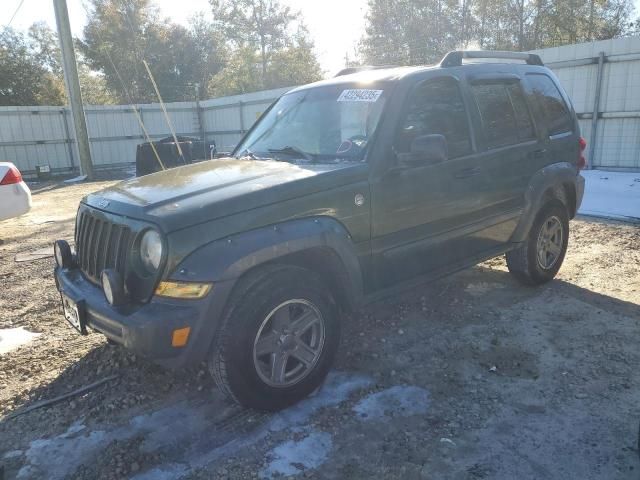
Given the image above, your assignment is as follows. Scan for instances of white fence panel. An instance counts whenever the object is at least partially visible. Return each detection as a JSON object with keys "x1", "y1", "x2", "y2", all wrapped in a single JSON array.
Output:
[
  {"x1": 533, "y1": 35, "x2": 640, "y2": 170},
  {"x1": 0, "y1": 85, "x2": 296, "y2": 177}
]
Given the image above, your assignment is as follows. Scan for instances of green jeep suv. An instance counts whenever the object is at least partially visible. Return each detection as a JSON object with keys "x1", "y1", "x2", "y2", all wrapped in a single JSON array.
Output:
[{"x1": 54, "y1": 51, "x2": 585, "y2": 410}]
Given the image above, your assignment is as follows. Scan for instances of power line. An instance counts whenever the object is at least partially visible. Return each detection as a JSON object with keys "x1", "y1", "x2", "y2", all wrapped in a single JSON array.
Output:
[{"x1": 7, "y1": 0, "x2": 26, "y2": 27}]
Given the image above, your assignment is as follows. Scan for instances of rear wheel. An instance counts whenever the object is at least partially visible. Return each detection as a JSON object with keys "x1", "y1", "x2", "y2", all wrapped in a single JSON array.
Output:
[
  {"x1": 208, "y1": 265, "x2": 340, "y2": 411},
  {"x1": 506, "y1": 200, "x2": 569, "y2": 285}
]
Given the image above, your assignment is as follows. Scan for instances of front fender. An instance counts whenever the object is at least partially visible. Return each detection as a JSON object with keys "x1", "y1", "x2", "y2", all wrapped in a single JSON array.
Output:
[
  {"x1": 167, "y1": 216, "x2": 364, "y2": 303},
  {"x1": 510, "y1": 162, "x2": 579, "y2": 243}
]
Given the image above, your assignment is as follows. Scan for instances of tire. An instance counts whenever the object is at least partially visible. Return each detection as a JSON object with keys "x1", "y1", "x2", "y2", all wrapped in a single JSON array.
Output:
[
  {"x1": 208, "y1": 264, "x2": 340, "y2": 411},
  {"x1": 506, "y1": 199, "x2": 569, "y2": 286}
]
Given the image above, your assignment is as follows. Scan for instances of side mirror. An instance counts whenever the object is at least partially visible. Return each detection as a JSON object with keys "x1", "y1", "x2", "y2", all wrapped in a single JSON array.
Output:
[{"x1": 397, "y1": 134, "x2": 448, "y2": 166}]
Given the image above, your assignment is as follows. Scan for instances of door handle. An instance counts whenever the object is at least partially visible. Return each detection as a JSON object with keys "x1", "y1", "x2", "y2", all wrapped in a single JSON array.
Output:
[{"x1": 454, "y1": 167, "x2": 481, "y2": 179}]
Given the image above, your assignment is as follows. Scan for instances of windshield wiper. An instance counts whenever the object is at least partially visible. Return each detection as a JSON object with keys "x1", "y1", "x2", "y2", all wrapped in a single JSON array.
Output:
[{"x1": 268, "y1": 146, "x2": 315, "y2": 163}]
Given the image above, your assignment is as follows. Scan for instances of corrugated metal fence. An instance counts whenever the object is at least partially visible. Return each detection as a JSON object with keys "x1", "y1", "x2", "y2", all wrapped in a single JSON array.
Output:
[
  {"x1": 532, "y1": 36, "x2": 640, "y2": 170},
  {"x1": 0, "y1": 86, "x2": 291, "y2": 178},
  {"x1": 3, "y1": 36, "x2": 640, "y2": 176}
]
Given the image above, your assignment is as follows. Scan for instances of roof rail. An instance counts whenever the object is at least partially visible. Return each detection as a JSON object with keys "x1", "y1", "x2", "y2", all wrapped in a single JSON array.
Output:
[
  {"x1": 334, "y1": 65, "x2": 397, "y2": 77},
  {"x1": 440, "y1": 50, "x2": 544, "y2": 68}
]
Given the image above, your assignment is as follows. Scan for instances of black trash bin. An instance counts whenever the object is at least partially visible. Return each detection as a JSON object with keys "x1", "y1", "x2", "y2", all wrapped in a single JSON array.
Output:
[
  {"x1": 136, "y1": 136, "x2": 218, "y2": 177},
  {"x1": 136, "y1": 136, "x2": 198, "y2": 177}
]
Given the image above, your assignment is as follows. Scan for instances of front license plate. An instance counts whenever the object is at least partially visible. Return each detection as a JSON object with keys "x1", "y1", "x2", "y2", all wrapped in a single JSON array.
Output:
[{"x1": 61, "y1": 294, "x2": 87, "y2": 335}]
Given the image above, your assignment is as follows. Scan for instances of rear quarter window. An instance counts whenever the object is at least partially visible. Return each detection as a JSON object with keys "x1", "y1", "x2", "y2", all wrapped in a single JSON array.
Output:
[
  {"x1": 471, "y1": 82, "x2": 535, "y2": 149},
  {"x1": 526, "y1": 73, "x2": 573, "y2": 136}
]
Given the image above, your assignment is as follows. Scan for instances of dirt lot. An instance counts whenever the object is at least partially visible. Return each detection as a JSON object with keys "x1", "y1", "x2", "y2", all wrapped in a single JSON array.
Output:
[{"x1": 0, "y1": 179, "x2": 639, "y2": 480}]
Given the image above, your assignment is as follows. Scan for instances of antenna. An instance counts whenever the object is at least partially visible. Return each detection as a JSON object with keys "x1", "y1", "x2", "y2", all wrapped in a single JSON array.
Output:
[{"x1": 142, "y1": 60, "x2": 186, "y2": 164}]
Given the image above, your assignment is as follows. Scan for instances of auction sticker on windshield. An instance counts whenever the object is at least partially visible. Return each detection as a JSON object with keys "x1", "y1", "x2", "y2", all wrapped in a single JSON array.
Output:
[{"x1": 337, "y1": 89, "x2": 383, "y2": 102}]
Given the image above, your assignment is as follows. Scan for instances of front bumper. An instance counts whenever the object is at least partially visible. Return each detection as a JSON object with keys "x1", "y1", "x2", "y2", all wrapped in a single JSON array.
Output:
[{"x1": 54, "y1": 266, "x2": 234, "y2": 368}]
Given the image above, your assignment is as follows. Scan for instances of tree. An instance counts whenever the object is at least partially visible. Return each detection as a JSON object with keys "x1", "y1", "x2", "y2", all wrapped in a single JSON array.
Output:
[
  {"x1": 360, "y1": 0, "x2": 461, "y2": 66},
  {"x1": 80, "y1": 0, "x2": 226, "y2": 103},
  {"x1": 188, "y1": 17, "x2": 228, "y2": 100},
  {"x1": 26, "y1": 22, "x2": 117, "y2": 105},
  {"x1": 0, "y1": 26, "x2": 65, "y2": 106},
  {"x1": 210, "y1": 0, "x2": 321, "y2": 93},
  {"x1": 360, "y1": 0, "x2": 637, "y2": 66}
]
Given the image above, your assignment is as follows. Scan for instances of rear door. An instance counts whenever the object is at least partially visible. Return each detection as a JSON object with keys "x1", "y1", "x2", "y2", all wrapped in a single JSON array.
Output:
[{"x1": 465, "y1": 76, "x2": 543, "y2": 237}]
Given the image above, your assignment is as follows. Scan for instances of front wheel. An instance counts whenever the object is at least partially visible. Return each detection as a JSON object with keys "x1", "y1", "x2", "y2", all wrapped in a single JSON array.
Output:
[
  {"x1": 208, "y1": 265, "x2": 340, "y2": 411},
  {"x1": 506, "y1": 200, "x2": 569, "y2": 286}
]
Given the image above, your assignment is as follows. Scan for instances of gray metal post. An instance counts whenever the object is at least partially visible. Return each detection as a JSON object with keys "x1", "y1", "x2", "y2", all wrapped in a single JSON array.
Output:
[
  {"x1": 239, "y1": 101, "x2": 245, "y2": 133},
  {"x1": 588, "y1": 51, "x2": 605, "y2": 170},
  {"x1": 53, "y1": 0, "x2": 94, "y2": 180},
  {"x1": 194, "y1": 84, "x2": 206, "y2": 158},
  {"x1": 60, "y1": 107, "x2": 75, "y2": 170}
]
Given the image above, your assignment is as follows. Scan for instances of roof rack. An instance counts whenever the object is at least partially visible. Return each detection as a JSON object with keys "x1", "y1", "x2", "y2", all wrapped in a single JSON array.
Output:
[
  {"x1": 334, "y1": 65, "x2": 397, "y2": 77},
  {"x1": 440, "y1": 50, "x2": 544, "y2": 68}
]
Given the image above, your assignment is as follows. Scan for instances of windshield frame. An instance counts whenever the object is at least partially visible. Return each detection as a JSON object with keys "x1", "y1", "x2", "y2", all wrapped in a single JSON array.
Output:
[{"x1": 232, "y1": 81, "x2": 394, "y2": 164}]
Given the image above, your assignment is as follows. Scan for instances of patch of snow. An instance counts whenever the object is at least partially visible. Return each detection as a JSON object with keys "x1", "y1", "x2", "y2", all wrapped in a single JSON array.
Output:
[
  {"x1": 353, "y1": 385, "x2": 430, "y2": 420},
  {"x1": 3, "y1": 450, "x2": 23, "y2": 459},
  {"x1": 131, "y1": 463, "x2": 190, "y2": 480},
  {"x1": 260, "y1": 431, "x2": 332, "y2": 479},
  {"x1": 130, "y1": 402, "x2": 213, "y2": 453},
  {"x1": 18, "y1": 427, "x2": 109, "y2": 479},
  {"x1": 0, "y1": 327, "x2": 41, "y2": 354},
  {"x1": 579, "y1": 170, "x2": 640, "y2": 222},
  {"x1": 192, "y1": 372, "x2": 372, "y2": 467},
  {"x1": 266, "y1": 372, "x2": 373, "y2": 431},
  {"x1": 60, "y1": 421, "x2": 87, "y2": 438},
  {"x1": 15, "y1": 372, "x2": 372, "y2": 480}
]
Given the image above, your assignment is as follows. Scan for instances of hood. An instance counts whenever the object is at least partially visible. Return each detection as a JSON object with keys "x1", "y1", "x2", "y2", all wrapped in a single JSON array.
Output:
[{"x1": 84, "y1": 158, "x2": 358, "y2": 232}]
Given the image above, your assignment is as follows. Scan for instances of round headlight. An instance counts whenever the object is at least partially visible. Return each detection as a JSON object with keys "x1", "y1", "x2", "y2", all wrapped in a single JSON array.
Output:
[
  {"x1": 54, "y1": 242, "x2": 63, "y2": 267},
  {"x1": 101, "y1": 269, "x2": 125, "y2": 306},
  {"x1": 54, "y1": 240, "x2": 73, "y2": 269},
  {"x1": 102, "y1": 271, "x2": 114, "y2": 305},
  {"x1": 139, "y1": 229, "x2": 163, "y2": 273}
]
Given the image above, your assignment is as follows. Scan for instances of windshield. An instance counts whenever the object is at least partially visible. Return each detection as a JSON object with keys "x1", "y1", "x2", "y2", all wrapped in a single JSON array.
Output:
[{"x1": 234, "y1": 84, "x2": 389, "y2": 163}]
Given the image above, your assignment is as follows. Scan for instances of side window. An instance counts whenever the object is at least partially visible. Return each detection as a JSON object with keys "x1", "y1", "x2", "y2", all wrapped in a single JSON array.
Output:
[
  {"x1": 472, "y1": 83, "x2": 520, "y2": 148},
  {"x1": 526, "y1": 74, "x2": 573, "y2": 136},
  {"x1": 395, "y1": 77, "x2": 472, "y2": 159},
  {"x1": 506, "y1": 83, "x2": 535, "y2": 141}
]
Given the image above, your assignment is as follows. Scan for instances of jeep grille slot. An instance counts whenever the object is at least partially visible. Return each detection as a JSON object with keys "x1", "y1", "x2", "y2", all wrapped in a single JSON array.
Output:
[{"x1": 75, "y1": 210, "x2": 132, "y2": 285}]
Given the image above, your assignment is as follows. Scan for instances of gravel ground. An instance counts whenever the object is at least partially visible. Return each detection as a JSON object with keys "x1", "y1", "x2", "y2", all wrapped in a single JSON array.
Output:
[{"x1": 0, "y1": 179, "x2": 639, "y2": 480}]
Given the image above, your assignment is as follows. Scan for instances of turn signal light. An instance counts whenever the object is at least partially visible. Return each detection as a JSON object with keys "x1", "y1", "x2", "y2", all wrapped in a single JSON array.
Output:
[
  {"x1": 155, "y1": 281, "x2": 212, "y2": 299},
  {"x1": 172, "y1": 327, "x2": 191, "y2": 347},
  {"x1": 578, "y1": 137, "x2": 587, "y2": 170},
  {"x1": 0, "y1": 165, "x2": 23, "y2": 185}
]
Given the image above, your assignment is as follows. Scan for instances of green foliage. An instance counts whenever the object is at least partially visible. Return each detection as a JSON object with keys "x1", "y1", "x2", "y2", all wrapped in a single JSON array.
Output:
[
  {"x1": 360, "y1": 0, "x2": 637, "y2": 65},
  {"x1": 80, "y1": 0, "x2": 226, "y2": 103},
  {"x1": 0, "y1": 26, "x2": 65, "y2": 106},
  {"x1": 0, "y1": 23, "x2": 117, "y2": 106},
  {"x1": 209, "y1": 0, "x2": 322, "y2": 96}
]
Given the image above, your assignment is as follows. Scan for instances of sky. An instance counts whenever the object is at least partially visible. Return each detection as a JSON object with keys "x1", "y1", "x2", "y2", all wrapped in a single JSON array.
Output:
[
  {"x1": 2, "y1": 0, "x2": 369, "y2": 76},
  {"x1": 4, "y1": 0, "x2": 640, "y2": 76}
]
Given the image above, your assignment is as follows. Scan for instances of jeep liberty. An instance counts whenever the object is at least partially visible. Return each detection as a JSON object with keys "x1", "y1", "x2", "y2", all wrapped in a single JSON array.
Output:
[{"x1": 54, "y1": 50, "x2": 586, "y2": 410}]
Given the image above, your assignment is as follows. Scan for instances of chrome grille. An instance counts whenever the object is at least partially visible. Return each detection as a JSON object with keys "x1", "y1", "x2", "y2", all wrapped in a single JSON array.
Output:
[{"x1": 75, "y1": 209, "x2": 132, "y2": 284}]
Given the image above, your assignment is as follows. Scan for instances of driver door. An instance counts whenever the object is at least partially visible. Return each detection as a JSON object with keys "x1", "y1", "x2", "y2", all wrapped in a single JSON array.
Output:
[{"x1": 369, "y1": 75, "x2": 489, "y2": 288}]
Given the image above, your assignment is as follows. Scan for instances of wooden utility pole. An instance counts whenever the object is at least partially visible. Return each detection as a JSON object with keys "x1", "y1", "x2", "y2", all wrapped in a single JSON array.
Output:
[{"x1": 53, "y1": 0, "x2": 94, "y2": 180}]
